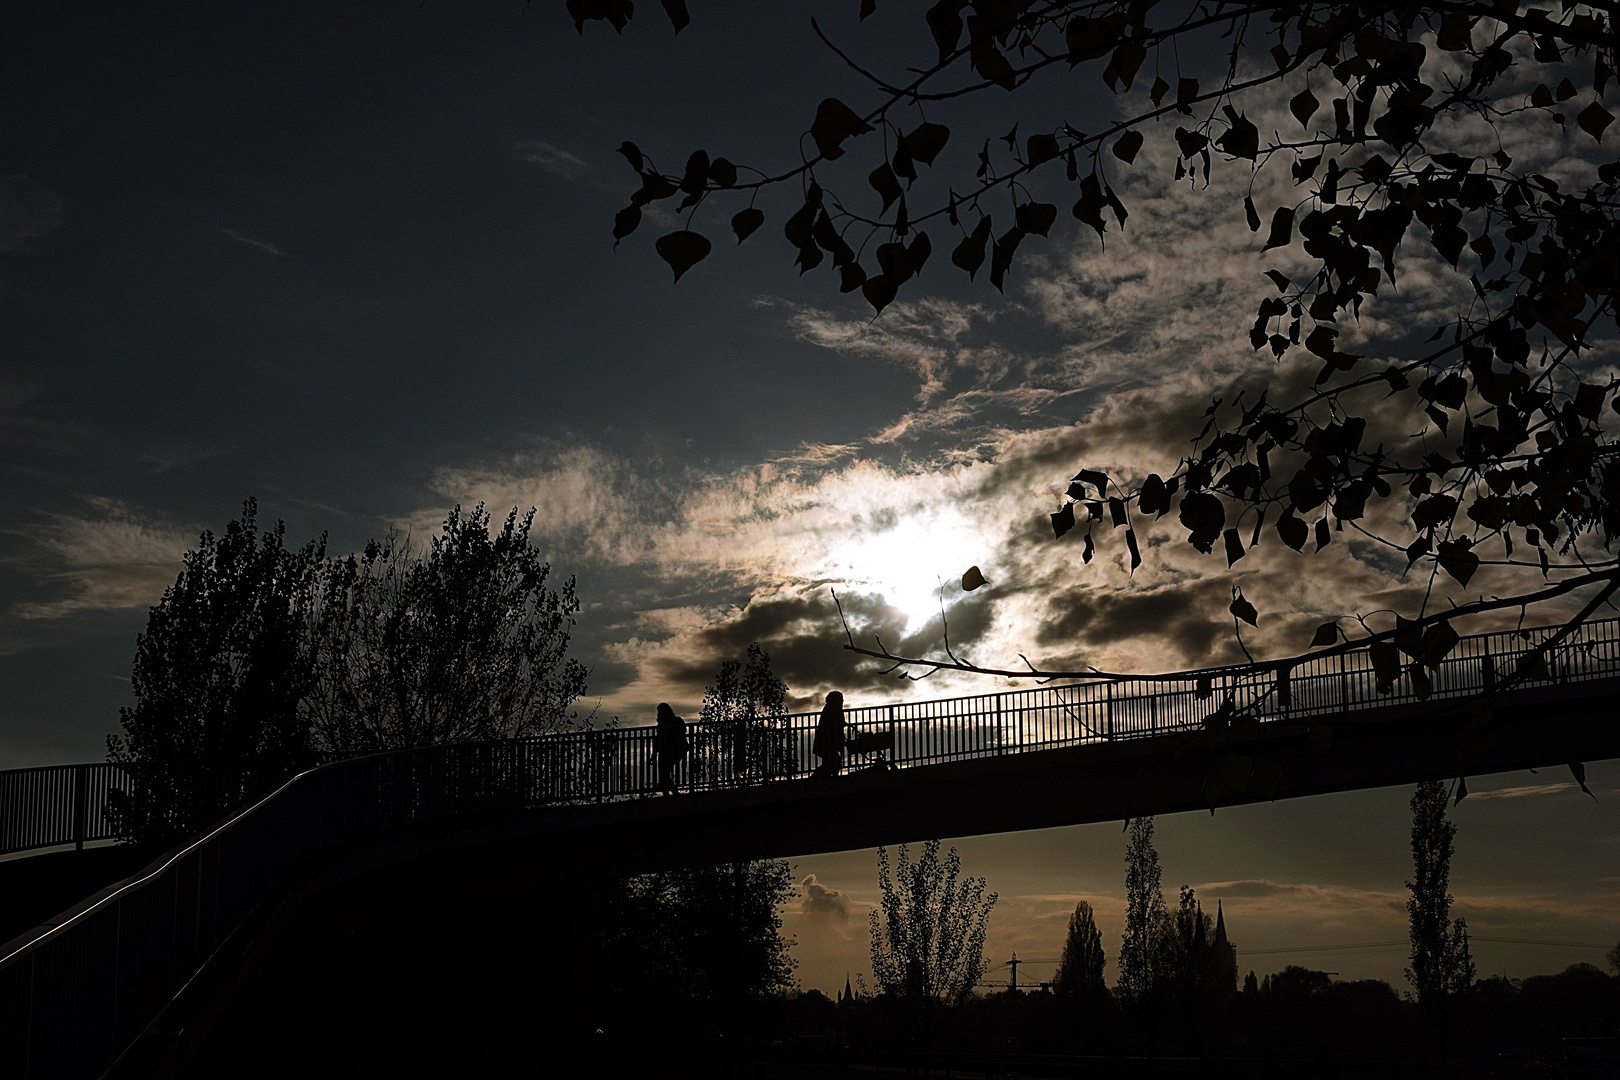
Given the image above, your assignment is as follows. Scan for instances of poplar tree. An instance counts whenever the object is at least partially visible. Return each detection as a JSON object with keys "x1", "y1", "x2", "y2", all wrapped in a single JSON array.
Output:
[
  {"x1": 1118, "y1": 816, "x2": 1167, "y2": 998},
  {"x1": 1053, "y1": 900, "x2": 1107, "y2": 997}
]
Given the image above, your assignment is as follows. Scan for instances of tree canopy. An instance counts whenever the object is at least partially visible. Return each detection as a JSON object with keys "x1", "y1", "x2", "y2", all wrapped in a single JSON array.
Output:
[
  {"x1": 581, "y1": 0, "x2": 1620, "y2": 695},
  {"x1": 869, "y1": 839, "x2": 998, "y2": 1005},
  {"x1": 108, "y1": 501, "x2": 589, "y2": 841}
]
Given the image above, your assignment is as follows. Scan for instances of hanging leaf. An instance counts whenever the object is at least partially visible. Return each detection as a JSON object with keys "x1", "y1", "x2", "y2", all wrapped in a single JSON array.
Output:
[
  {"x1": 1276, "y1": 511, "x2": 1308, "y2": 551},
  {"x1": 707, "y1": 157, "x2": 738, "y2": 188},
  {"x1": 810, "y1": 98, "x2": 874, "y2": 160},
  {"x1": 613, "y1": 204, "x2": 642, "y2": 244},
  {"x1": 927, "y1": 1, "x2": 964, "y2": 61},
  {"x1": 1229, "y1": 589, "x2": 1258, "y2": 627},
  {"x1": 869, "y1": 163, "x2": 904, "y2": 212},
  {"x1": 1436, "y1": 538, "x2": 1479, "y2": 586},
  {"x1": 731, "y1": 208, "x2": 764, "y2": 244},
  {"x1": 1454, "y1": 776, "x2": 1468, "y2": 805},
  {"x1": 1015, "y1": 201, "x2": 1058, "y2": 237},
  {"x1": 902, "y1": 122, "x2": 952, "y2": 165},
  {"x1": 1290, "y1": 89, "x2": 1320, "y2": 129},
  {"x1": 1262, "y1": 207, "x2": 1295, "y2": 251},
  {"x1": 1179, "y1": 491, "x2": 1226, "y2": 554},
  {"x1": 1370, "y1": 641, "x2": 1401, "y2": 693},
  {"x1": 951, "y1": 217, "x2": 993, "y2": 279},
  {"x1": 1125, "y1": 528, "x2": 1141, "y2": 572},
  {"x1": 1137, "y1": 473, "x2": 1169, "y2": 515},
  {"x1": 1250, "y1": 759, "x2": 1284, "y2": 799},
  {"x1": 1577, "y1": 101, "x2": 1614, "y2": 142},
  {"x1": 654, "y1": 230, "x2": 711, "y2": 282},
  {"x1": 1223, "y1": 527, "x2": 1246, "y2": 566},
  {"x1": 1570, "y1": 761, "x2": 1595, "y2": 799},
  {"x1": 1113, "y1": 130, "x2": 1144, "y2": 164},
  {"x1": 962, "y1": 565, "x2": 988, "y2": 591},
  {"x1": 1244, "y1": 196, "x2": 1261, "y2": 232},
  {"x1": 862, "y1": 272, "x2": 899, "y2": 314},
  {"x1": 615, "y1": 141, "x2": 645, "y2": 172},
  {"x1": 1050, "y1": 503, "x2": 1076, "y2": 539},
  {"x1": 1218, "y1": 753, "x2": 1254, "y2": 791},
  {"x1": 1026, "y1": 132, "x2": 1061, "y2": 165},
  {"x1": 1310, "y1": 622, "x2": 1339, "y2": 647},
  {"x1": 659, "y1": 0, "x2": 690, "y2": 32},
  {"x1": 1102, "y1": 41, "x2": 1147, "y2": 92}
]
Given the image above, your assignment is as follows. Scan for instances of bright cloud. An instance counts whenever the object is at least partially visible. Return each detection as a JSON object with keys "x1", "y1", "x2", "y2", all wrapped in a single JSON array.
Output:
[{"x1": 15, "y1": 498, "x2": 192, "y2": 619}]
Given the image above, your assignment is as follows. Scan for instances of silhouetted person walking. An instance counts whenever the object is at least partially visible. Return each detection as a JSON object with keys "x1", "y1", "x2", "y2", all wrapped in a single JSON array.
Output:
[
  {"x1": 654, "y1": 702, "x2": 689, "y2": 794},
  {"x1": 812, "y1": 691, "x2": 847, "y2": 779}
]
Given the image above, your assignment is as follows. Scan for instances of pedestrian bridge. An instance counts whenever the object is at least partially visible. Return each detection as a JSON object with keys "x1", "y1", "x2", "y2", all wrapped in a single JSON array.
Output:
[{"x1": 4, "y1": 617, "x2": 1620, "y2": 1078}]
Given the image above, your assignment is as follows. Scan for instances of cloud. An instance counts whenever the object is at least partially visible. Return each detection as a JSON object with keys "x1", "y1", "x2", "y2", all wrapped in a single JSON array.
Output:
[
  {"x1": 221, "y1": 228, "x2": 287, "y2": 256},
  {"x1": 12, "y1": 498, "x2": 192, "y2": 619},
  {"x1": 515, "y1": 141, "x2": 592, "y2": 182},
  {"x1": 801, "y1": 874, "x2": 852, "y2": 922},
  {"x1": 0, "y1": 176, "x2": 63, "y2": 252},
  {"x1": 1465, "y1": 782, "x2": 1580, "y2": 801}
]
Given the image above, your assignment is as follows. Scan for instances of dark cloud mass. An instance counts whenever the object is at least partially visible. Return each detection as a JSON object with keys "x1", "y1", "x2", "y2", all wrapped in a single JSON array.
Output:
[{"x1": 1038, "y1": 579, "x2": 1239, "y2": 668}]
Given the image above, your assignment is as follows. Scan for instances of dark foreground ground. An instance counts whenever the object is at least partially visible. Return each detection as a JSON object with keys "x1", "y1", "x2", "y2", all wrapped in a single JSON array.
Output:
[{"x1": 7, "y1": 849, "x2": 1618, "y2": 1079}]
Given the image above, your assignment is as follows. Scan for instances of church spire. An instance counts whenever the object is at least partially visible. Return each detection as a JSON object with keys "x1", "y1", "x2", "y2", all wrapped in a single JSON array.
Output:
[{"x1": 1214, "y1": 899, "x2": 1228, "y2": 947}]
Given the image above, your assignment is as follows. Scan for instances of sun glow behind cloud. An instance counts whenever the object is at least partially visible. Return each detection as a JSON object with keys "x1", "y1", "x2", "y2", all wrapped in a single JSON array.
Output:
[{"x1": 827, "y1": 512, "x2": 982, "y2": 632}]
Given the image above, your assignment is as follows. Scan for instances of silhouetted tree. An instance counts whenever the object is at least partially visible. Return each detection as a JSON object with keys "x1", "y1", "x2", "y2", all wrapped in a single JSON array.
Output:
[
  {"x1": 305, "y1": 504, "x2": 588, "y2": 751},
  {"x1": 585, "y1": 1, "x2": 1620, "y2": 720},
  {"x1": 1406, "y1": 778, "x2": 1474, "y2": 1072},
  {"x1": 1162, "y1": 884, "x2": 1216, "y2": 997},
  {"x1": 109, "y1": 501, "x2": 590, "y2": 842},
  {"x1": 1608, "y1": 937, "x2": 1620, "y2": 975},
  {"x1": 597, "y1": 859, "x2": 798, "y2": 1007},
  {"x1": 1267, "y1": 964, "x2": 1334, "y2": 999},
  {"x1": 1405, "y1": 780, "x2": 1474, "y2": 999},
  {"x1": 1052, "y1": 900, "x2": 1106, "y2": 997},
  {"x1": 692, "y1": 641, "x2": 797, "y2": 784},
  {"x1": 108, "y1": 499, "x2": 325, "y2": 842},
  {"x1": 869, "y1": 839, "x2": 997, "y2": 1006},
  {"x1": 1118, "y1": 816, "x2": 1166, "y2": 999}
]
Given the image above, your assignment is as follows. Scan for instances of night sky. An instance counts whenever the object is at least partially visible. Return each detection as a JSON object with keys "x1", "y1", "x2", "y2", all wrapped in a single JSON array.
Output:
[{"x1": 2, "y1": 3, "x2": 1615, "y2": 994}]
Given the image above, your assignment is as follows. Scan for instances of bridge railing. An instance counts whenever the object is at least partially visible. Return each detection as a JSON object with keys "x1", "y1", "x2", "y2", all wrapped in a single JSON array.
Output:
[{"x1": 8, "y1": 617, "x2": 1620, "y2": 859}]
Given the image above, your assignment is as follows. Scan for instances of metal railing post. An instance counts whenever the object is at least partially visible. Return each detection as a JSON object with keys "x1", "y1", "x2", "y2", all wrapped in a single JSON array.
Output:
[{"x1": 73, "y1": 763, "x2": 88, "y2": 852}]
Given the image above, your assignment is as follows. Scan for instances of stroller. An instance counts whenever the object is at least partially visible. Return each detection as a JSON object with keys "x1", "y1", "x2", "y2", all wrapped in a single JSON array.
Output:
[{"x1": 844, "y1": 723, "x2": 897, "y2": 772}]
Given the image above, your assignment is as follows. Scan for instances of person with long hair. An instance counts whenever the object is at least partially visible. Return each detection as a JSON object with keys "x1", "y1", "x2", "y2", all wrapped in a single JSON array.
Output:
[
  {"x1": 811, "y1": 690, "x2": 847, "y2": 779},
  {"x1": 653, "y1": 702, "x2": 689, "y2": 794}
]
